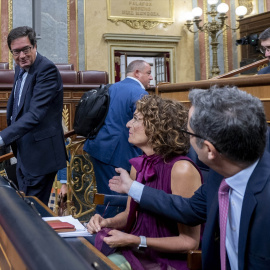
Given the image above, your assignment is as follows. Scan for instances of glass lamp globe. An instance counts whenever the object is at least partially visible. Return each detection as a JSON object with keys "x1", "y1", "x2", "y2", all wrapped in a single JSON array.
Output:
[
  {"x1": 236, "y1": 6, "x2": 247, "y2": 17},
  {"x1": 217, "y1": 3, "x2": 229, "y2": 14},
  {"x1": 192, "y1": 7, "x2": 203, "y2": 18},
  {"x1": 186, "y1": 12, "x2": 194, "y2": 21},
  {"x1": 207, "y1": 0, "x2": 218, "y2": 5}
]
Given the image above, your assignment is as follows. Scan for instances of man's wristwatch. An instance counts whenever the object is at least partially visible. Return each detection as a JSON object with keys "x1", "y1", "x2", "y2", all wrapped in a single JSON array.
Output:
[{"x1": 137, "y1": 235, "x2": 147, "y2": 250}]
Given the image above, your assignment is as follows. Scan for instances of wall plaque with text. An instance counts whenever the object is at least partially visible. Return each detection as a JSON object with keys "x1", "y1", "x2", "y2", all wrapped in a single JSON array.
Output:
[{"x1": 107, "y1": 0, "x2": 174, "y2": 29}]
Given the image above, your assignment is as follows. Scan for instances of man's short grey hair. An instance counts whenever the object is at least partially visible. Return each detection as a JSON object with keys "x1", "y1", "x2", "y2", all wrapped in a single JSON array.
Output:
[
  {"x1": 259, "y1": 27, "x2": 270, "y2": 40},
  {"x1": 189, "y1": 85, "x2": 267, "y2": 164},
  {"x1": 126, "y1": 60, "x2": 148, "y2": 74}
]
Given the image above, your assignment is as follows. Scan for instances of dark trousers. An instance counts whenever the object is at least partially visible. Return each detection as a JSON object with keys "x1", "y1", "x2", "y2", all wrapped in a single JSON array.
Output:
[
  {"x1": 16, "y1": 166, "x2": 56, "y2": 205},
  {"x1": 90, "y1": 156, "x2": 127, "y2": 218}
]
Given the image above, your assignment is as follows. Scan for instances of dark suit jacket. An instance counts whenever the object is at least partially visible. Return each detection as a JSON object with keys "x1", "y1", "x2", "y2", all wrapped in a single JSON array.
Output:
[
  {"x1": 257, "y1": 65, "x2": 270, "y2": 74},
  {"x1": 83, "y1": 77, "x2": 148, "y2": 170},
  {"x1": 1, "y1": 53, "x2": 67, "y2": 176},
  {"x1": 140, "y1": 150, "x2": 270, "y2": 270}
]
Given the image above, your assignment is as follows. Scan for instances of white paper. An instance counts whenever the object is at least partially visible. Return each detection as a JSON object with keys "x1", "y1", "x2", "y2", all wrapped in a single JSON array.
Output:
[{"x1": 42, "y1": 215, "x2": 92, "y2": 238}]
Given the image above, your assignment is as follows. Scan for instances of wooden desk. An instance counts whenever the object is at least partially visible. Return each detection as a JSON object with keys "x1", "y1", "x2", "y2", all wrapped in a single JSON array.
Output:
[
  {"x1": 0, "y1": 176, "x2": 119, "y2": 270},
  {"x1": 28, "y1": 196, "x2": 120, "y2": 270}
]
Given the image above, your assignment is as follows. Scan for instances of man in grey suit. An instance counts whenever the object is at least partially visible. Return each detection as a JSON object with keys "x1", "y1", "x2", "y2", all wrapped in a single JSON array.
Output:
[
  {"x1": 83, "y1": 60, "x2": 151, "y2": 217},
  {"x1": 0, "y1": 26, "x2": 67, "y2": 204},
  {"x1": 109, "y1": 86, "x2": 270, "y2": 270}
]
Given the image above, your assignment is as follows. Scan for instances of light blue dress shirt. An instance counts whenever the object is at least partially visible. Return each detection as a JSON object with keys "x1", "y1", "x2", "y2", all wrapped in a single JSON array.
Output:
[{"x1": 225, "y1": 160, "x2": 258, "y2": 270}]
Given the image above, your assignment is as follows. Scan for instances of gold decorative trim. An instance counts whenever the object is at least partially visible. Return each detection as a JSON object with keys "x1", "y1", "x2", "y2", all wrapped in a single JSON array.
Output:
[
  {"x1": 8, "y1": 0, "x2": 13, "y2": 69},
  {"x1": 223, "y1": 29, "x2": 228, "y2": 73},
  {"x1": 75, "y1": 0, "x2": 79, "y2": 70},
  {"x1": 84, "y1": 0, "x2": 87, "y2": 70},
  {"x1": 203, "y1": 0, "x2": 209, "y2": 79},
  {"x1": 110, "y1": 19, "x2": 172, "y2": 30},
  {"x1": 67, "y1": 0, "x2": 70, "y2": 63},
  {"x1": 0, "y1": 0, "x2": 1, "y2": 61},
  {"x1": 62, "y1": 105, "x2": 69, "y2": 129}
]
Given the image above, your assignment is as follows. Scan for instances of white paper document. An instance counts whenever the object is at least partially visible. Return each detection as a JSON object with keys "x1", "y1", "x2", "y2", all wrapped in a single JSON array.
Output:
[{"x1": 43, "y1": 215, "x2": 92, "y2": 238}]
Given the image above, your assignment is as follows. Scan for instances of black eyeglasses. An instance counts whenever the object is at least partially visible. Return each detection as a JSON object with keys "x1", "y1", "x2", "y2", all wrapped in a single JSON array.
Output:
[
  {"x1": 11, "y1": 46, "x2": 33, "y2": 56},
  {"x1": 179, "y1": 128, "x2": 204, "y2": 139},
  {"x1": 180, "y1": 128, "x2": 222, "y2": 153},
  {"x1": 260, "y1": 46, "x2": 270, "y2": 54}
]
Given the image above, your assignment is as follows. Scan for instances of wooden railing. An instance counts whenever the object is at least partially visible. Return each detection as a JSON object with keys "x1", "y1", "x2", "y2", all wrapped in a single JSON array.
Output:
[{"x1": 212, "y1": 58, "x2": 268, "y2": 79}]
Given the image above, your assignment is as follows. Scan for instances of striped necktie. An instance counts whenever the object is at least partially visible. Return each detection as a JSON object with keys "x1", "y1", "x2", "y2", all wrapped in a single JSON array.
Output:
[{"x1": 218, "y1": 178, "x2": 230, "y2": 270}]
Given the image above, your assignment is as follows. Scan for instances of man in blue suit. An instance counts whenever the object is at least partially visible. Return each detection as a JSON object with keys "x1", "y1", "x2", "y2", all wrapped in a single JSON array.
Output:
[
  {"x1": 0, "y1": 26, "x2": 67, "y2": 204},
  {"x1": 109, "y1": 86, "x2": 270, "y2": 270},
  {"x1": 83, "y1": 60, "x2": 151, "y2": 217},
  {"x1": 258, "y1": 27, "x2": 270, "y2": 74}
]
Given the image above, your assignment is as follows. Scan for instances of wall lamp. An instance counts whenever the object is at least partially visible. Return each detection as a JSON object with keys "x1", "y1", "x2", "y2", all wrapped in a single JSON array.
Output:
[{"x1": 185, "y1": 0, "x2": 247, "y2": 78}]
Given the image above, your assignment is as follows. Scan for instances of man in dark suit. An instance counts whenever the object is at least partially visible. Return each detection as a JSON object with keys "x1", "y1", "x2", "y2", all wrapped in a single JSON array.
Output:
[
  {"x1": 109, "y1": 86, "x2": 270, "y2": 270},
  {"x1": 258, "y1": 27, "x2": 270, "y2": 74},
  {"x1": 83, "y1": 60, "x2": 150, "y2": 218},
  {"x1": 0, "y1": 26, "x2": 67, "y2": 204}
]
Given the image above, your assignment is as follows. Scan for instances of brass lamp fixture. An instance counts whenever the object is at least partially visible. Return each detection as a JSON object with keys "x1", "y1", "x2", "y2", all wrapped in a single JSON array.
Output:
[{"x1": 185, "y1": 0, "x2": 247, "y2": 77}]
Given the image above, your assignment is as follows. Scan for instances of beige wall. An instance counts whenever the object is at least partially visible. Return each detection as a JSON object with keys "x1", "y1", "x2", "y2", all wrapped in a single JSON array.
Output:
[{"x1": 84, "y1": 0, "x2": 195, "y2": 83}]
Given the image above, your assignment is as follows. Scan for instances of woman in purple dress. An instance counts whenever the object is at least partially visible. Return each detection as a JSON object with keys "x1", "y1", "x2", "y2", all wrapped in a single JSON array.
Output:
[{"x1": 87, "y1": 95, "x2": 202, "y2": 270}]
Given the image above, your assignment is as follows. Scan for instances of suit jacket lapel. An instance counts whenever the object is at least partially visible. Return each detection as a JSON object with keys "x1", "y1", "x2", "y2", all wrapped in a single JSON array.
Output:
[
  {"x1": 17, "y1": 53, "x2": 42, "y2": 115},
  {"x1": 7, "y1": 68, "x2": 20, "y2": 124},
  {"x1": 238, "y1": 151, "x2": 270, "y2": 270}
]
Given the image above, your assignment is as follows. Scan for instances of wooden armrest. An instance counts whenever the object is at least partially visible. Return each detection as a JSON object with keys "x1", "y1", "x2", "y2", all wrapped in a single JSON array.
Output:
[
  {"x1": 187, "y1": 250, "x2": 202, "y2": 270},
  {"x1": 93, "y1": 193, "x2": 127, "y2": 207},
  {"x1": 93, "y1": 193, "x2": 105, "y2": 205},
  {"x1": 0, "y1": 152, "x2": 14, "y2": 162}
]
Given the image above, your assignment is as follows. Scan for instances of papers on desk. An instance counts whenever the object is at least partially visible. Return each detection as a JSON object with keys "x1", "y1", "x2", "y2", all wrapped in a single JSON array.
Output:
[{"x1": 43, "y1": 215, "x2": 92, "y2": 238}]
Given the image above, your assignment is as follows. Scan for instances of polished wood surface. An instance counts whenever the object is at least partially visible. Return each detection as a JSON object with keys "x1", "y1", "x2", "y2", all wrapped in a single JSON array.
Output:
[
  {"x1": 29, "y1": 196, "x2": 120, "y2": 270},
  {"x1": 155, "y1": 74, "x2": 270, "y2": 123},
  {"x1": 0, "y1": 224, "x2": 27, "y2": 270},
  {"x1": 212, "y1": 58, "x2": 268, "y2": 79}
]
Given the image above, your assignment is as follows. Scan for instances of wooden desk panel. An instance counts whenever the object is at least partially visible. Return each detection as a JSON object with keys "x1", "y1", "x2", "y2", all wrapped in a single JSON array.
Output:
[{"x1": 156, "y1": 75, "x2": 270, "y2": 123}]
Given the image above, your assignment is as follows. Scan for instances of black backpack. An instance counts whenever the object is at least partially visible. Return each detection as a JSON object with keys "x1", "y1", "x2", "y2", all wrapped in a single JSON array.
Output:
[{"x1": 73, "y1": 84, "x2": 111, "y2": 139}]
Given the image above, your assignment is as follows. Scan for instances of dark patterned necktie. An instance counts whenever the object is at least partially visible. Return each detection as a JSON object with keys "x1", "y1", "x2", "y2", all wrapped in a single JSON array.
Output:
[
  {"x1": 218, "y1": 179, "x2": 230, "y2": 270},
  {"x1": 12, "y1": 68, "x2": 25, "y2": 124}
]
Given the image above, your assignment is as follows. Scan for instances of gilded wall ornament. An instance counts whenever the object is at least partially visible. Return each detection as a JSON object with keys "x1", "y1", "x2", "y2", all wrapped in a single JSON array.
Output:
[
  {"x1": 238, "y1": 0, "x2": 253, "y2": 15},
  {"x1": 111, "y1": 19, "x2": 171, "y2": 29}
]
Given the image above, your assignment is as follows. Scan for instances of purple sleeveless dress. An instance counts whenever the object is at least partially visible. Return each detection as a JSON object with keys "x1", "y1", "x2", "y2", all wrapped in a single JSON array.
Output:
[{"x1": 120, "y1": 154, "x2": 202, "y2": 270}]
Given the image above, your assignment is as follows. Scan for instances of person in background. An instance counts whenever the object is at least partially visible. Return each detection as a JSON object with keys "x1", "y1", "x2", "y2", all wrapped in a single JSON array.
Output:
[
  {"x1": 87, "y1": 95, "x2": 202, "y2": 270},
  {"x1": 0, "y1": 26, "x2": 67, "y2": 205},
  {"x1": 83, "y1": 60, "x2": 151, "y2": 218},
  {"x1": 258, "y1": 27, "x2": 270, "y2": 74},
  {"x1": 109, "y1": 86, "x2": 270, "y2": 270},
  {"x1": 57, "y1": 118, "x2": 69, "y2": 197}
]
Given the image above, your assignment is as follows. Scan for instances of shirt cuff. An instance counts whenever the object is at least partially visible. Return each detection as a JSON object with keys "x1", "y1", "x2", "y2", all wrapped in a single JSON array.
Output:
[
  {"x1": 60, "y1": 180, "x2": 67, "y2": 184},
  {"x1": 0, "y1": 136, "x2": 5, "y2": 147},
  {"x1": 128, "y1": 181, "x2": 144, "y2": 203}
]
